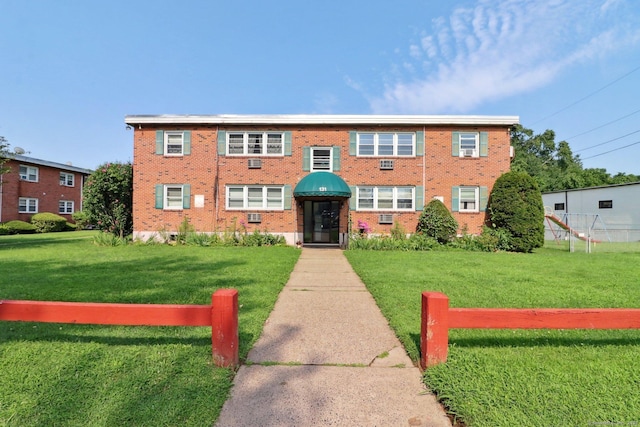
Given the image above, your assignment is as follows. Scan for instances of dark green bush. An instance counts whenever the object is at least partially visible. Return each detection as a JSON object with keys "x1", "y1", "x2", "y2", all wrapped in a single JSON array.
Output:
[
  {"x1": 4, "y1": 220, "x2": 37, "y2": 234},
  {"x1": 31, "y1": 212, "x2": 68, "y2": 233},
  {"x1": 71, "y1": 211, "x2": 90, "y2": 230},
  {"x1": 488, "y1": 171, "x2": 544, "y2": 253},
  {"x1": 416, "y1": 199, "x2": 459, "y2": 243}
]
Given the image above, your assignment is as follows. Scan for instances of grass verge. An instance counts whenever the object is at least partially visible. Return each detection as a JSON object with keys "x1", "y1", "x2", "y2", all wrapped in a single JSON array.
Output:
[
  {"x1": 0, "y1": 232, "x2": 299, "y2": 426},
  {"x1": 345, "y1": 244, "x2": 640, "y2": 427}
]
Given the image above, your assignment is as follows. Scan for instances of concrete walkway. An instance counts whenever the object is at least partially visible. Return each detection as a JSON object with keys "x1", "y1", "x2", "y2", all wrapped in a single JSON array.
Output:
[{"x1": 215, "y1": 248, "x2": 451, "y2": 427}]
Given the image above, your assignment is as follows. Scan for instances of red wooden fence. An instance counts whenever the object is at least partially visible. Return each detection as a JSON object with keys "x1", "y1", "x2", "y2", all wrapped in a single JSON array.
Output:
[
  {"x1": 0, "y1": 289, "x2": 239, "y2": 367},
  {"x1": 420, "y1": 291, "x2": 640, "y2": 369}
]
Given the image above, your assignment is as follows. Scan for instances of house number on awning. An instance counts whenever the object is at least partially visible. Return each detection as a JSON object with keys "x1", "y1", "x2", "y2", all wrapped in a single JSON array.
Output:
[{"x1": 319, "y1": 186, "x2": 327, "y2": 192}]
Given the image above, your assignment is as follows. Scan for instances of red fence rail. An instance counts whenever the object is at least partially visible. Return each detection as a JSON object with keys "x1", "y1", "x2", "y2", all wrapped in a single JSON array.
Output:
[
  {"x1": 420, "y1": 291, "x2": 640, "y2": 369},
  {"x1": 0, "y1": 289, "x2": 239, "y2": 368}
]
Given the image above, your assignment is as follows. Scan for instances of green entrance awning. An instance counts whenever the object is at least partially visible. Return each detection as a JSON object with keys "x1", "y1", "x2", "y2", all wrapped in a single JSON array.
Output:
[{"x1": 293, "y1": 172, "x2": 351, "y2": 197}]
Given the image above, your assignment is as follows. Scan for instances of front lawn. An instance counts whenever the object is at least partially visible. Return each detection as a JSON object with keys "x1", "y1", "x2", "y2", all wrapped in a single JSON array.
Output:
[
  {"x1": 0, "y1": 233, "x2": 299, "y2": 426},
  {"x1": 345, "y1": 245, "x2": 640, "y2": 427}
]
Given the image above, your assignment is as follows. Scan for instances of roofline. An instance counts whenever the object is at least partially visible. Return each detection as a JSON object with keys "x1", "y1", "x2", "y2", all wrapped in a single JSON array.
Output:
[
  {"x1": 11, "y1": 155, "x2": 93, "y2": 174},
  {"x1": 542, "y1": 180, "x2": 640, "y2": 194},
  {"x1": 124, "y1": 114, "x2": 519, "y2": 126}
]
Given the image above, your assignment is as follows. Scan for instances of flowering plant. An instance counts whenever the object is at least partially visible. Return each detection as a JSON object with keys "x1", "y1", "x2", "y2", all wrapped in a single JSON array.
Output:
[{"x1": 357, "y1": 219, "x2": 371, "y2": 234}]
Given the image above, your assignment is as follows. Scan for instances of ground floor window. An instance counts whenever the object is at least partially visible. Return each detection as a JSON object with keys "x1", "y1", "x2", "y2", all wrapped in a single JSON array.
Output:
[
  {"x1": 226, "y1": 185, "x2": 284, "y2": 210},
  {"x1": 154, "y1": 184, "x2": 191, "y2": 210},
  {"x1": 452, "y1": 186, "x2": 488, "y2": 212},
  {"x1": 356, "y1": 186, "x2": 414, "y2": 210},
  {"x1": 19, "y1": 197, "x2": 38, "y2": 213},
  {"x1": 59, "y1": 200, "x2": 74, "y2": 214}
]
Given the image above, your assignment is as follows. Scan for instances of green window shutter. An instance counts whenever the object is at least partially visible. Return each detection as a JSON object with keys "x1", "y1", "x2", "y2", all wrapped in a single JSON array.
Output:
[
  {"x1": 302, "y1": 146, "x2": 310, "y2": 171},
  {"x1": 156, "y1": 130, "x2": 164, "y2": 155},
  {"x1": 284, "y1": 131, "x2": 292, "y2": 156},
  {"x1": 155, "y1": 184, "x2": 164, "y2": 209},
  {"x1": 479, "y1": 132, "x2": 488, "y2": 157},
  {"x1": 183, "y1": 131, "x2": 191, "y2": 155},
  {"x1": 480, "y1": 186, "x2": 488, "y2": 212},
  {"x1": 416, "y1": 131, "x2": 424, "y2": 157},
  {"x1": 283, "y1": 185, "x2": 292, "y2": 210},
  {"x1": 451, "y1": 186, "x2": 460, "y2": 212},
  {"x1": 349, "y1": 131, "x2": 357, "y2": 155},
  {"x1": 217, "y1": 131, "x2": 226, "y2": 155},
  {"x1": 182, "y1": 184, "x2": 191, "y2": 209},
  {"x1": 415, "y1": 186, "x2": 424, "y2": 211},
  {"x1": 332, "y1": 146, "x2": 341, "y2": 171},
  {"x1": 451, "y1": 132, "x2": 460, "y2": 157},
  {"x1": 349, "y1": 186, "x2": 357, "y2": 210}
]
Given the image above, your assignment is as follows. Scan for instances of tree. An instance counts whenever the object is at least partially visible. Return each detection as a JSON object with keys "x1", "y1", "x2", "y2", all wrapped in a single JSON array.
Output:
[
  {"x1": 0, "y1": 136, "x2": 12, "y2": 177},
  {"x1": 488, "y1": 171, "x2": 544, "y2": 253},
  {"x1": 416, "y1": 198, "x2": 458, "y2": 243},
  {"x1": 83, "y1": 162, "x2": 133, "y2": 238}
]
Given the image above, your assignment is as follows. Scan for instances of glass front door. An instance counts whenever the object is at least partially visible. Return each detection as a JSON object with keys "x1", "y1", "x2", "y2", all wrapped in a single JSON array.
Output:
[{"x1": 303, "y1": 200, "x2": 340, "y2": 244}]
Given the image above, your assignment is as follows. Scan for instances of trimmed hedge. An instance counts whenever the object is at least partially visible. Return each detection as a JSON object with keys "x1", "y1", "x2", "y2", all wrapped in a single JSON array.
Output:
[
  {"x1": 31, "y1": 212, "x2": 68, "y2": 233},
  {"x1": 488, "y1": 171, "x2": 544, "y2": 253},
  {"x1": 3, "y1": 220, "x2": 37, "y2": 234},
  {"x1": 416, "y1": 199, "x2": 459, "y2": 243}
]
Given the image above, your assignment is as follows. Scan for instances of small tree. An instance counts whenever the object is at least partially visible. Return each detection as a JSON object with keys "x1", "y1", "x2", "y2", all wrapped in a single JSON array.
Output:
[
  {"x1": 416, "y1": 199, "x2": 458, "y2": 243},
  {"x1": 488, "y1": 171, "x2": 544, "y2": 253},
  {"x1": 0, "y1": 136, "x2": 12, "y2": 178},
  {"x1": 83, "y1": 162, "x2": 133, "y2": 238}
]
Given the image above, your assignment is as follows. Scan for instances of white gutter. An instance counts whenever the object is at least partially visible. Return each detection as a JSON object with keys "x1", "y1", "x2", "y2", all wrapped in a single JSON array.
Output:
[{"x1": 124, "y1": 114, "x2": 520, "y2": 127}]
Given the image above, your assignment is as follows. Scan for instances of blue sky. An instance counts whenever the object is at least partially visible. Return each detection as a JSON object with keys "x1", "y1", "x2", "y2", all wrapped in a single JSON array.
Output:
[{"x1": 1, "y1": 0, "x2": 639, "y2": 174}]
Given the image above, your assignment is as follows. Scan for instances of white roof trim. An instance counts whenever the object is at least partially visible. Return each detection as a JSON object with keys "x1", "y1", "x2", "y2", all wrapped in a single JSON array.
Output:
[
  {"x1": 12, "y1": 155, "x2": 93, "y2": 174},
  {"x1": 124, "y1": 114, "x2": 519, "y2": 126}
]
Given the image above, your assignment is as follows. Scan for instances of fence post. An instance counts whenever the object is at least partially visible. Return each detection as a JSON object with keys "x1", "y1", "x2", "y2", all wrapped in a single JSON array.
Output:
[
  {"x1": 421, "y1": 292, "x2": 449, "y2": 369},
  {"x1": 211, "y1": 289, "x2": 239, "y2": 368}
]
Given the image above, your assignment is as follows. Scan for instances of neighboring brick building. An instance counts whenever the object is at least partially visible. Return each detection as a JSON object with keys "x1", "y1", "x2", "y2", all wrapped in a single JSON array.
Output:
[
  {"x1": 125, "y1": 114, "x2": 518, "y2": 245},
  {"x1": 0, "y1": 155, "x2": 92, "y2": 223}
]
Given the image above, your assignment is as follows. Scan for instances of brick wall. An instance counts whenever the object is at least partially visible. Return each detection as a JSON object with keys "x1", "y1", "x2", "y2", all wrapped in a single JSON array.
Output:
[
  {"x1": 132, "y1": 123, "x2": 512, "y2": 240},
  {"x1": 1, "y1": 159, "x2": 87, "y2": 223}
]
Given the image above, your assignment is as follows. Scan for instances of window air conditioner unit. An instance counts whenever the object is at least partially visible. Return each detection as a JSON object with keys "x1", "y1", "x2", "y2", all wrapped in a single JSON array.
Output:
[
  {"x1": 378, "y1": 214, "x2": 393, "y2": 224},
  {"x1": 247, "y1": 213, "x2": 262, "y2": 223},
  {"x1": 248, "y1": 158, "x2": 262, "y2": 169},
  {"x1": 379, "y1": 159, "x2": 394, "y2": 170},
  {"x1": 459, "y1": 149, "x2": 477, "y2": 158}
]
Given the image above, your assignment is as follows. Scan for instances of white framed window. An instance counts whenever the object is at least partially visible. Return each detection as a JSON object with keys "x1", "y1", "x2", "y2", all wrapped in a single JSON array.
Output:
[
  {"x1": 59, "y1": 200, "x2": 74, "y2": 214},
  {"x1": 226, "y1": 185, "x2": 284, "y2": 210},
  {"x1": 60, "y1": 172, "x2": 75, "y2": 187},
  {"x1": 19, "y1": 165, "x2": 39, "y2": 182},
  {"x1": 459, "y1": 133, "x2": 479, "y2": 157},
  {"x1": 19, "y1": 197, "x2": 38, "y2": 213},
  {"x1": 165, "y1": 132, "x2": 185, "y2": 156},
  {"x1": 356, "y1": 133, "x2": 415, "y2": 156},
  {"x1": 165, "y1": 185, "x2": 185, "y2": 209},
  {"x1": 356, "y1": 186, "x2": 414, "y2": 211},
  {"x1": 227, "y1": 132, "x2": 284, "y2": 156},
  {"x1": 311, "y1": 147, "x2": 332, "y2": 171},
  {"x1": 459, "y1": 187, "x2": 479, "y2": 212}
]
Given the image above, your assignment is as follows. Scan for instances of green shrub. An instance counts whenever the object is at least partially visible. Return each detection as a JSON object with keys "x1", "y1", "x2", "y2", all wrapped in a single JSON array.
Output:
[
  {"x1": 71, "y1": 211, "x2": 90, "y2": 230},
  {"x1": 416, "y1": 199, "x2": 459, "y2": 243},
  {"x1": 3, "y1": 220, "x2": 37, "y2": 234},
  {"x1": 390, "y1": 221, "x2": 407, "y2": 240},
  {"x1": 185, "y1": 232, "x2": 220, "y2": 247},
  {"x1": 31, "y1": 212, "x2": 68, "y2": 233},
  {"x1": 0, "y1": 224, "x2": 10, "y2": 235},
  {"x1": 239, "y1": 230, "x2": 286, "y2": 246},
  {"x1": 349, "y1": 233, "x2": 440, "y2": 251},
  {"x1": 488, "y1": 171, "x2": 544, "y2": 253},
  {"x1": 93, "y1": 231, "x2": 130, "y2": 246}
]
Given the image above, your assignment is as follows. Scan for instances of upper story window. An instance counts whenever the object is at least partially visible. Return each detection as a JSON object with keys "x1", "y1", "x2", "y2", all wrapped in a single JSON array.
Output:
[
  {"x1": 356, "y1": 186, "x2": 414, "y2": 211},
  {"x1": 60, "y1": 172, "x2": 75, "y2": 187},
  {"x1": 356, "y1": 133, "x2": 415, "y2": 156},
  {"x1": 19, "y1": 165, "x2": 39, "y2": 182},
  {"x1": 227, "y1": 132, "x2": 284, "y2": 156},
  {"x1": 226, "y1": 185, "x2": 285, "y2": 210},
  {"x1": 155, "y1": 130, "x2": 191, "y2": 156},
  {"x1": 19, "y1": 197, "x2": 38, "y2": 213},
  {"x1": 452, "y1": 131, "x2": 488, "y2": 158},
  {"x1": 311, "y1": 147, "x2": 332, "y2": 171}
]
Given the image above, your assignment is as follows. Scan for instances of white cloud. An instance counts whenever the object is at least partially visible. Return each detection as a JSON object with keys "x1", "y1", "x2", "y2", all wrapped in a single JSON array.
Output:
[{"x1": 369, "y1": 0, "x2": 640, "y2": 114}]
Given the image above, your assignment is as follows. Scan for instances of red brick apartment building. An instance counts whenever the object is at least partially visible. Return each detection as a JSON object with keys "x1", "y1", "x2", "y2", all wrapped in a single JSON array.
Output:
[
  {"x1": 125, "y1": 114, "x2": 518, "y2": 246},
  {"x1": 0, "y1": 155, "x2": 92, "y2": 223}
]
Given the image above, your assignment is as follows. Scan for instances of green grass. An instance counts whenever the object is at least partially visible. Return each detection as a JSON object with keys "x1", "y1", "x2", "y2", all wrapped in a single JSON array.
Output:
[
  {"x1": 0, "y1": 232, "x2": 300, "y2": 426},
  {"x1": 345, "y1": 245, "x2": 640, "y2": 427}
]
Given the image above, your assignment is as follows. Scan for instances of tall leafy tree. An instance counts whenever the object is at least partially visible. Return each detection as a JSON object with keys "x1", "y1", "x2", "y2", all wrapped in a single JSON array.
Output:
[
  {"x1": 83, "y1": 162, "x2": 133, "y2": 238},
  {"x1": 0, "y1": 136, "x2": 12, "y2": 177}
]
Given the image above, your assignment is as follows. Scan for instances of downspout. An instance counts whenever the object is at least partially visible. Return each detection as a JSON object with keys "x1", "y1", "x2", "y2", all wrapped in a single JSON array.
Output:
[
  {"x1": 0, "y1": 173, "x2": 3, "y2": 222},
  {"x1": 214, "y1": 125, "x2": 219, "y2": 227},
  {"x1": 422, "y1": 126, "x2": 426, "y2": 202}
]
